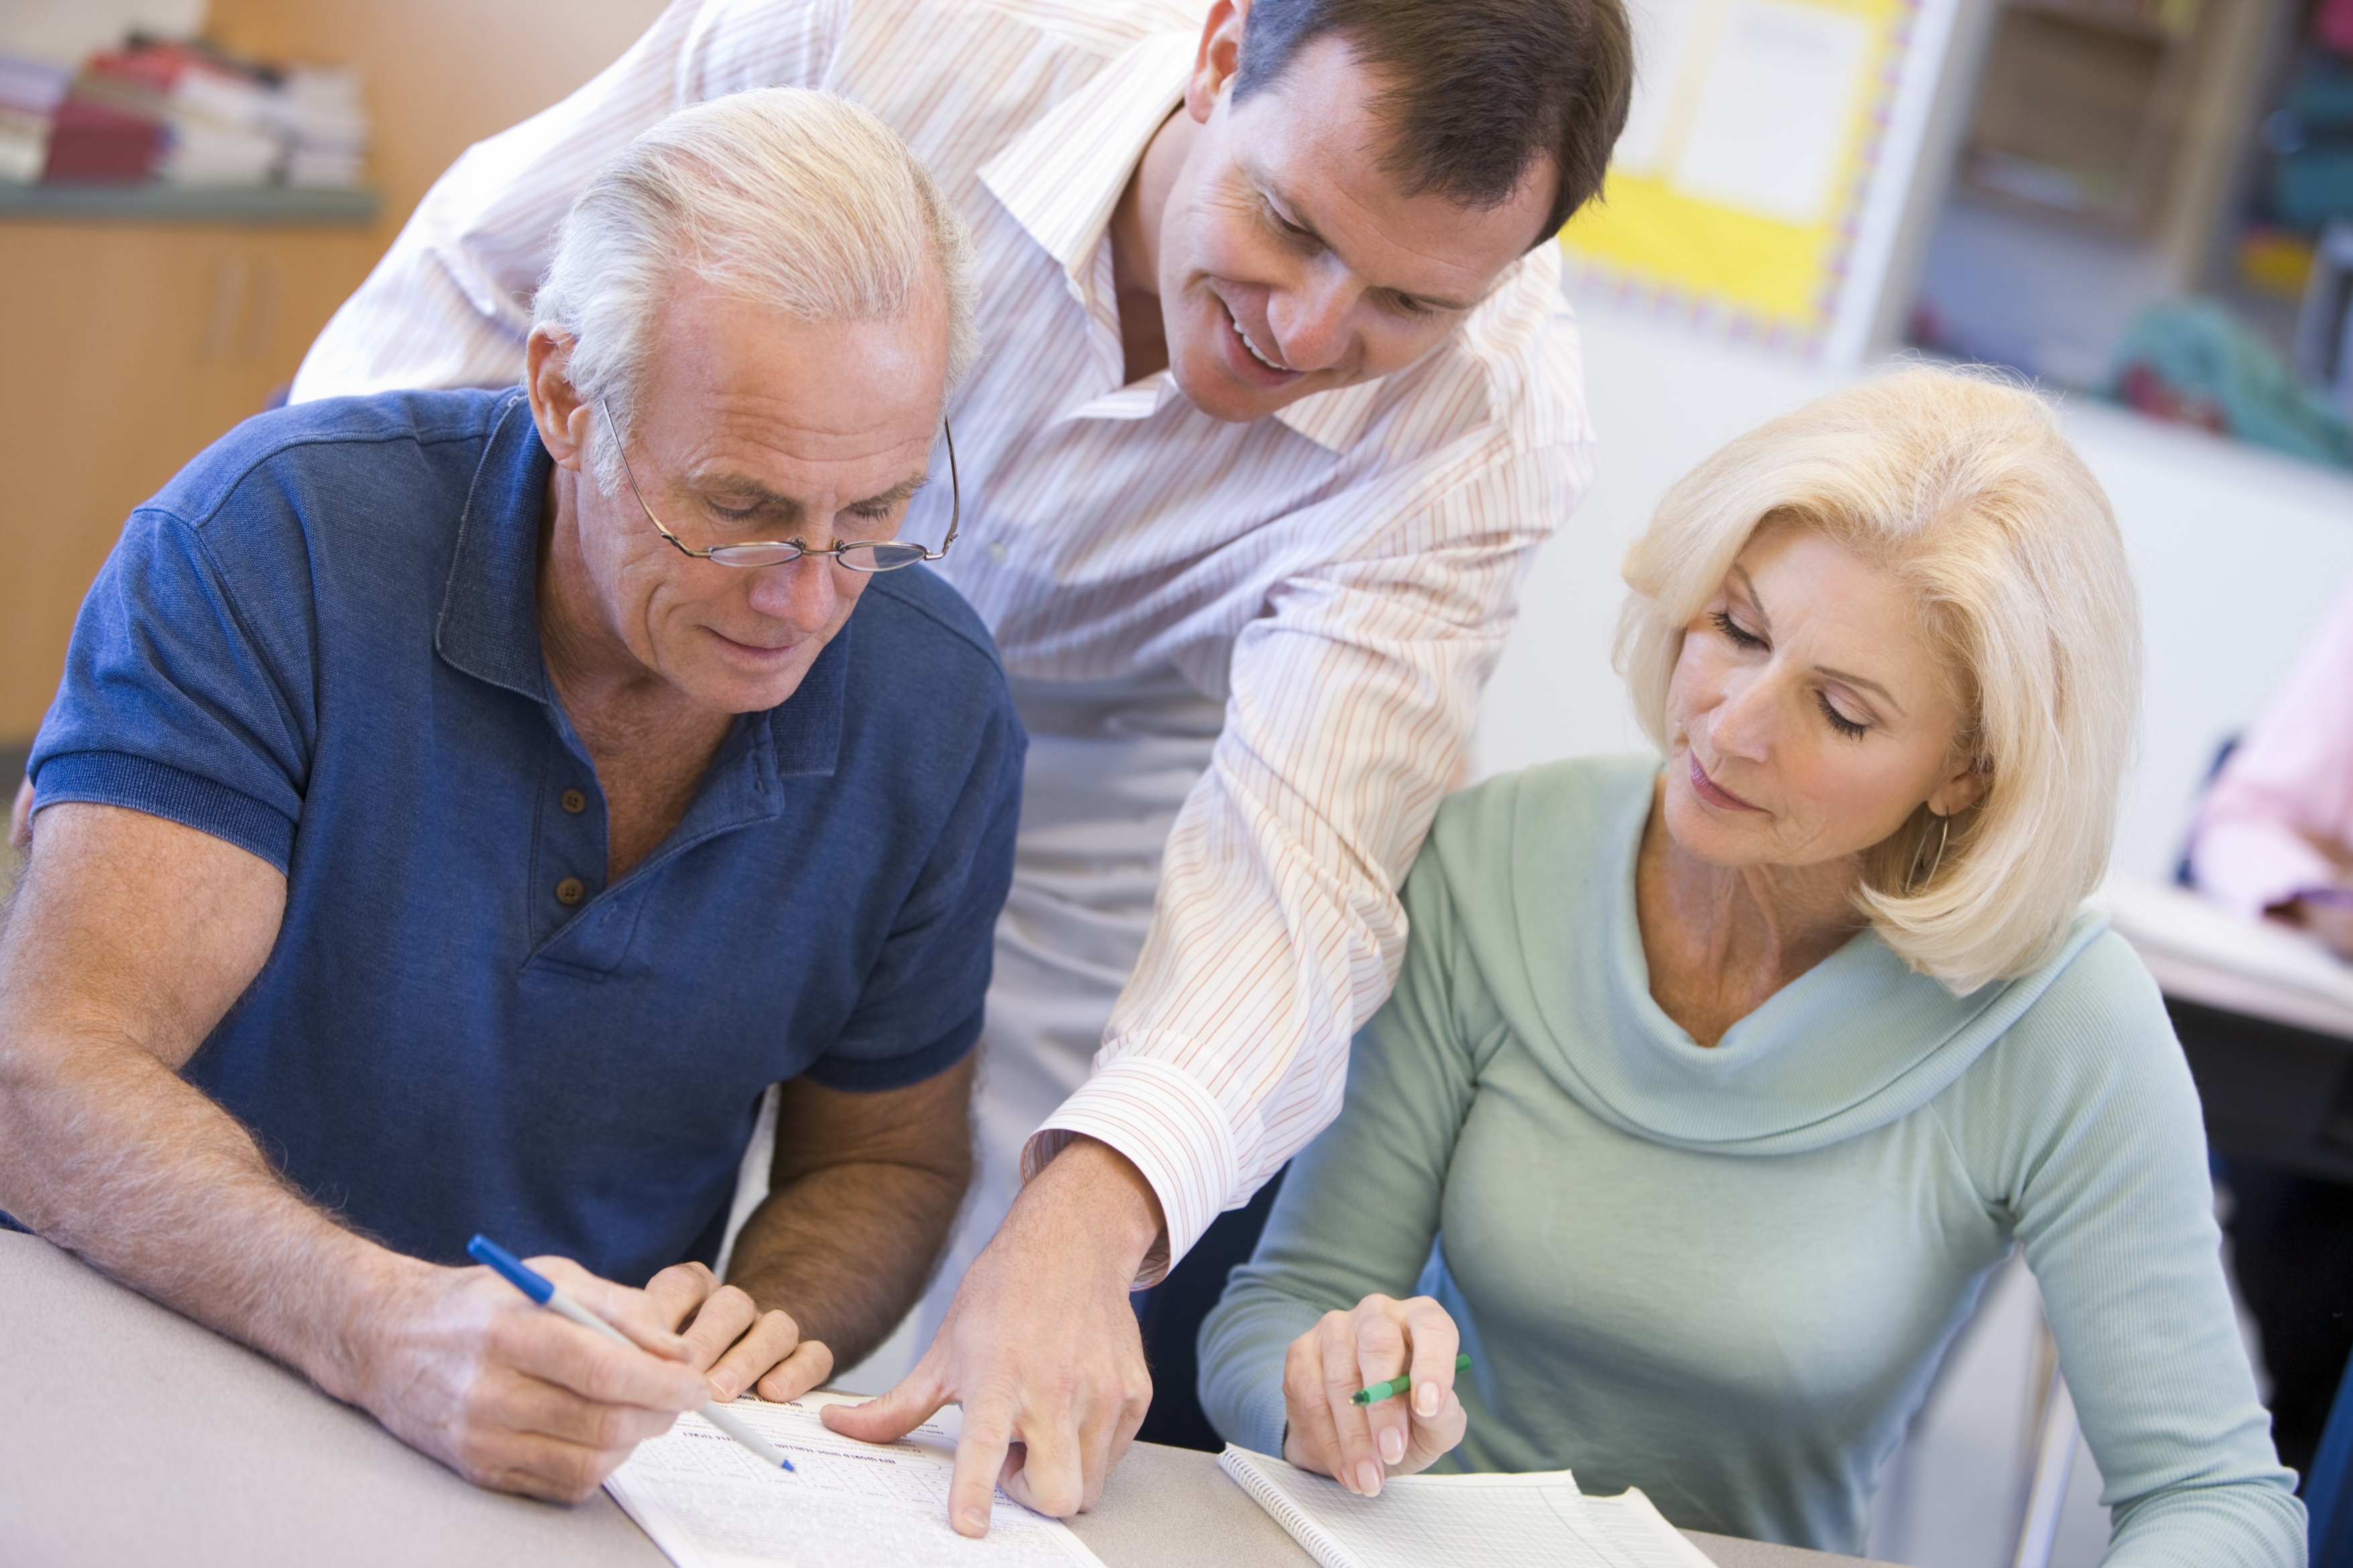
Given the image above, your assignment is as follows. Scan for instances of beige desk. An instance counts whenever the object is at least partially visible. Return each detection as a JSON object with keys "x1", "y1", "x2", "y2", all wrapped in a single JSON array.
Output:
[{"x1": 0, "y1": 1231, "x2": 1884, "y2": 1567}]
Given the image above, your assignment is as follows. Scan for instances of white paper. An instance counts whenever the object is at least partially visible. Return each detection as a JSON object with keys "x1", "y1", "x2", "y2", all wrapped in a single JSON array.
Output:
[
  {"x1": 606, "y1": 1394, "x2": 1107, "y2": 1568},
  {"x1": 1669, "y1": 0, "x2": 1872, "y2": 225},
  {"x1": 1584, "y1": 1489, "x2": 1721, "y2": 1568},
  {"x1": 1614, "y1": 0, "x2": 1706, "y2": 176},
  {"x1": 1218, "y1": 1447, "x2": 1645, "y2": 1568}
]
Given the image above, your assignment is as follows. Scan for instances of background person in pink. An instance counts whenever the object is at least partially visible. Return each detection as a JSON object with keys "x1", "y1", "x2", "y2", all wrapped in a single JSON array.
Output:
[
  {"x1": 2191, "y1": 573, "x2": 2353, "y2": 958},
  {"x1": 2187, "y1": 570, "x2": 2353, "y2": 1485}
]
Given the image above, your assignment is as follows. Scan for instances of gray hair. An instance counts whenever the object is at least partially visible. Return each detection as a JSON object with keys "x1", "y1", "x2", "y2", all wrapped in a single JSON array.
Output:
[{"x1": 533, "y1": 88, "x2": 979, "y2": 491}]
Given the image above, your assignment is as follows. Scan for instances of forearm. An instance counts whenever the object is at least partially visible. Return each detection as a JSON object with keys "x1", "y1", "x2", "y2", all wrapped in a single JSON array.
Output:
[
  {"x1": 0, "y1": 1020, "x2": 402, "y2": 1404},
  {"x1": 722, "y1": 1157, "x2": 967, "y2": 1369},
  {"x1": 0, "y1": 803, "x2": 401, "y2": 1404}
]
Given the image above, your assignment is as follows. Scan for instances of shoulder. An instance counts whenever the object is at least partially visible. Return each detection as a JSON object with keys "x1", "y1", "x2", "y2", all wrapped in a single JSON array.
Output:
[
  {"x1": 1427, "y1": 753, "x2": 1658, "y2": 872},
  {"x1": 857, "y1": 566, "x2": 1005, "y2": 673},
  {"x1": 847, "y1": 569, "x2": 1018, "y2": 736},
  {"x1": 146, "y1": 388, "x2": 521, "y2": 534},
  {"x1": 1939, "y1": 923, "x2": 2203, "y2": 1185},
  {"x1": 953, "y1": 0, "x2": 1202, "y2": 50},
  {"x1": 1991, "y1": 925, "x2": 2185, "y2": 1091}
]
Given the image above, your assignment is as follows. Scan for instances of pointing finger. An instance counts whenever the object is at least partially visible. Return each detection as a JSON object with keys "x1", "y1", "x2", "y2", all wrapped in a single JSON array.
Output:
[{"x1": 947, "y1": 1392, "x2": 1019, "y2": 1538}]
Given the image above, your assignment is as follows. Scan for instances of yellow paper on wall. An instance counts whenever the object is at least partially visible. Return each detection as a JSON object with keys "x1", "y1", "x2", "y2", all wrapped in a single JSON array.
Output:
[{"x1": 1563, "y1": 0, "x2": 1916, "y2": 351}]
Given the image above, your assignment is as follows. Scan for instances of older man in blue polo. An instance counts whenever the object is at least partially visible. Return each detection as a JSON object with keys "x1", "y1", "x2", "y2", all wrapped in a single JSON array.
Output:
[{"x1": 0, "y1": 91, "x2": 1016, "y2": 1502}]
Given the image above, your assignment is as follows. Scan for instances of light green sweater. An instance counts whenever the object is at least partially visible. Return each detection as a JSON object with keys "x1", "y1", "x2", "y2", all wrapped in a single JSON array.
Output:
[{"x1": 1199, "y1": 755, "x2": 2304, "y2": 1565}]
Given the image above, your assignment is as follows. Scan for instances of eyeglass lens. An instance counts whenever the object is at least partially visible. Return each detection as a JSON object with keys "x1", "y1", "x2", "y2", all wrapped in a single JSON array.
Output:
[{"x1": 702, "y1": 541, "x2": 934, "y2": 572}]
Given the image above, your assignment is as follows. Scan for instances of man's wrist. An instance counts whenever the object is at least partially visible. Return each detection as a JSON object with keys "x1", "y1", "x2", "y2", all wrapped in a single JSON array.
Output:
[
  {"x1": 1029, "y1": 1135, "x2": 1167, "y2": 1277},
  {"x1": 304, "y1": 1234, "x2": 430, "y2": 1408}
]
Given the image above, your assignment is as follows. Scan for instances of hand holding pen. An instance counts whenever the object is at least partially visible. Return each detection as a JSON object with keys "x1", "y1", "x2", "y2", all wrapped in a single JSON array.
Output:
[
  {"x1": 470, "y1": 1236, "x2": 798, "y2": 1474},
  {"x1": 1279, "y1": 1292, "x2": 1471, "y2": 1498}
]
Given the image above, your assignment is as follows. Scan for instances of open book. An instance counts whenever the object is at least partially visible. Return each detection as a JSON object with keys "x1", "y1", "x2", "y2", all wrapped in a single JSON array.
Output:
[{"x1": 1217, "y1": 1445, "x2": 1717, "y2": 1568}]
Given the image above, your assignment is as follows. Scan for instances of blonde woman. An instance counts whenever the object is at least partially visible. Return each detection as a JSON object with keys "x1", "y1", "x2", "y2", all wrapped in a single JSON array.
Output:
[{"x1": 1197, "y1": 368, "x2": 2304, "y2": 1562}]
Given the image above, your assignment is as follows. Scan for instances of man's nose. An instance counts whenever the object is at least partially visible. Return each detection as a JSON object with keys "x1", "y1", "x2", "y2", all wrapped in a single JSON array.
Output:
[
  {"x1": 1268, "y1": 267, "x2": 1357, "y2": 373},
  {"x1": 744, "y1": 550, "x2": 844, "y2": 628}
]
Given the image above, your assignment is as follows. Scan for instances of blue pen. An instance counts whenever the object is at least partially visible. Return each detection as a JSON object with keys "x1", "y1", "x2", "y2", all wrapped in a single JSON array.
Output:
[{"x1": 468, "y1": 1235, "x2": 795, "y2": 1473}]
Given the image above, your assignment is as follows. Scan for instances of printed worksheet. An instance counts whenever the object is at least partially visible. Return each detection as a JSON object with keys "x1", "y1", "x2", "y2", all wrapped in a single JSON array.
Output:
[{"x1": 606, "y1": 1393, "x2": 1107, "y2": 1568}]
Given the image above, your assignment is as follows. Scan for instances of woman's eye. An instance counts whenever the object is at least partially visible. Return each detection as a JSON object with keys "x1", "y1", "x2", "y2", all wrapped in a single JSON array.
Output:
[
  {"x1": 1710, "y1": 610, "x2": 1765, "y2": 649},
  {"x1": 1816, "y1": 692, "x2": 1869, "y2": 739}
]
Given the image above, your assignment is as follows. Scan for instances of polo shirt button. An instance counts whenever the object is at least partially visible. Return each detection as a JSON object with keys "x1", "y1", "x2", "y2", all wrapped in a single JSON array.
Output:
[
  {"x1": 561, "y1": 788, "x2": 587, "y2": 814},
  {"x1": 555, "y1": 877, "x2": 586, "y2": 906}
]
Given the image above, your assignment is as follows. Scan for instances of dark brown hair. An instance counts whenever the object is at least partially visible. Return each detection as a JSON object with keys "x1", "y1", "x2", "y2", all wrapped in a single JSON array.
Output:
[{"x1": 1232, "y1": 0, "x2": 1634, "y2": 241}]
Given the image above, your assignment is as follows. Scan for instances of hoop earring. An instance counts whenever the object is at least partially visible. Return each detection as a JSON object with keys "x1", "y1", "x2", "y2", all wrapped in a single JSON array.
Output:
[{"x1": 1910, "y1": 811, "x2": 1951, "y2": 895}]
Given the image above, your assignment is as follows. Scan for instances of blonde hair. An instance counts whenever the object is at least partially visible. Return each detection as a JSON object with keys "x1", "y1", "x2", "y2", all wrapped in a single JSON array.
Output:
[
  {"x1": 533, "y1": 88, "x2": 979, "y2": 492},
  {"x1": 1614, "y1": 365, "x2": 2140, "y2": 993}
]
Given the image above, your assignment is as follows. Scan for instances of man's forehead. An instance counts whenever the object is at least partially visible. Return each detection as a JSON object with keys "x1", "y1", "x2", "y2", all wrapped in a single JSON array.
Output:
[{"x1": 1226, "y1": 64, "x2": 1549, "y2": 298}]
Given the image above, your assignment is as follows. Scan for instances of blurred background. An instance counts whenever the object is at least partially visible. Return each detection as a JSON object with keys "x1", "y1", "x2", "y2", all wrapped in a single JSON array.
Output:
[{"x1": 7, "y1": 1, "x2": 2353, "y2": 1565}]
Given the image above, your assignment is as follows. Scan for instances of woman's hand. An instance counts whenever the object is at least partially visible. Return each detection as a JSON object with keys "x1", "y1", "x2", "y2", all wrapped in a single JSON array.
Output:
[{"x1": 1280, "y1": 1294, "x2": 1468, "y2": 1495}]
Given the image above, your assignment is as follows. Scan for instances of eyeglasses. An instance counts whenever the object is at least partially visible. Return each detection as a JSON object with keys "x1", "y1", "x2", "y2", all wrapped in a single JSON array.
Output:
[{"x1": 597, "y1": 399, "x2": 959, "y2": 572}]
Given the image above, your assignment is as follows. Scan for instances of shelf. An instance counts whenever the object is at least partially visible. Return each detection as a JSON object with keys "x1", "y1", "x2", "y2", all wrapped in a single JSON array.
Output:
[
  {"x1": 0, "y1": 182, "x2": 378, "y2": 225},
  {"x1": 2008, "y1": 0, "x2": 2193, "y2": 43}
]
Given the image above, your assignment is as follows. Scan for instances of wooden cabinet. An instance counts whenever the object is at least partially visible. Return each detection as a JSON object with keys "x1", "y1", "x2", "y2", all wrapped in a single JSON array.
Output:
[
  {"x1": 0, "y1": 0, "x2": 666, "y2": 744},
  {"x1": 0, "y1": 215, "x2": 378, "y2": 737}
]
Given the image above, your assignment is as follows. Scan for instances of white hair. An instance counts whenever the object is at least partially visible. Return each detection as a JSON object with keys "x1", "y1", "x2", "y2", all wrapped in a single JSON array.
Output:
[
  {"x1": 1614, "y1": 364, "x2": 2142, "y2": 993},
  {"x1": 533, "y1": 88, "x2": 979, "y2": 491}
]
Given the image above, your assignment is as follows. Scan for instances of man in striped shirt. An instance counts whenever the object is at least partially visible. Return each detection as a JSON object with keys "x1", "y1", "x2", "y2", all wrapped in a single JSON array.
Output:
[{"x1": 288, "y1": 0, "x2": 1629, "y2": 1535}]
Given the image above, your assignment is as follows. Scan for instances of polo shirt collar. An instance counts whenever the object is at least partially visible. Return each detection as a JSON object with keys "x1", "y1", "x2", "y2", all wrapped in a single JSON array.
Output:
[
  {"x1": 436, "y1": 391, "x2": 550, "y2": 704},
  {"x1": 977, "y1": 30, "x2": 1388, "y2": 456},
  {"x1": 432, "y1": 389, "x2": 847, "y2": 779}
]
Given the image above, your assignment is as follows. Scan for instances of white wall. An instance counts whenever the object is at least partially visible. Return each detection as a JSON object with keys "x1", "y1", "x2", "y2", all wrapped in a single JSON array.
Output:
[{"x1": 1472, "y1": 301, "x2": 2353, "y2": 888}]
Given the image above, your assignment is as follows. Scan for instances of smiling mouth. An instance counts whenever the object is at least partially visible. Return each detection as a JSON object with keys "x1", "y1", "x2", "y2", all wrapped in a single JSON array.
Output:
[
  {"x1": 1225, "y1": 302, "x2": 1295, "y2": 376},
  {"x1": 713, "y1": 630, "x2": 800, "y2": 658}
]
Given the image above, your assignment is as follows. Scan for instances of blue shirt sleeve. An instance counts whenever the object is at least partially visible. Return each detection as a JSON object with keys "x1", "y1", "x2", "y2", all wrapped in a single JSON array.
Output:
[{"x1": 30, "y1": 482, "x2": 320, "y2": 873}]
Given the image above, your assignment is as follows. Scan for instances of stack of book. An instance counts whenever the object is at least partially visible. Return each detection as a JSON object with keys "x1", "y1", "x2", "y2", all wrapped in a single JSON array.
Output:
[
  {"x1": 0, "y1": 56, "x2": 72, "y2": 183},
  {"x1": 0, "y1": 34, "x2": 369, "y2": 190}
]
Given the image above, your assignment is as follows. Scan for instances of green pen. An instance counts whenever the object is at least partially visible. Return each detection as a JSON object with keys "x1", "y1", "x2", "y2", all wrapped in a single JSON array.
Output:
[{"x1": 1352, "y1": 1353, "x2": 1472, "y2": 1406}]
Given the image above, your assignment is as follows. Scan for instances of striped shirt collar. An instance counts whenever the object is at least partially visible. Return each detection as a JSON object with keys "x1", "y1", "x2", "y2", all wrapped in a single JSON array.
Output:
[{"x1": 976, "y1": 27, "x2": 1386, "y2": 454}]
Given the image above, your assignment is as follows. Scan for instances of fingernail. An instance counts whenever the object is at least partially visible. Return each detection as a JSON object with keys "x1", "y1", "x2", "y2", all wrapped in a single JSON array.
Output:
[
  {"x1": 1417, "y1": 1385, "x2": 1439, "y2": 1418},
  {"x1": 1357, "y1": 1460, "x2": 1382, "y2": 1496},
  {"x1": 961, "y1": 1508, "x2": 989, "y2": 1534},
  {"x1": 1380, "y1": 1429, "x2": 1405, "y2": 1464}
]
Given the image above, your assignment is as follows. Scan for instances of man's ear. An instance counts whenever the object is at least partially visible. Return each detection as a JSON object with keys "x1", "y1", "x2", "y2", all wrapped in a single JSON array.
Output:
[
  {"x1": 525, "y1": 325, "x2": 590, "y2": 473},
  {"x1": 1185, "y1": 0, "x2": 1246, "y2": 124}
]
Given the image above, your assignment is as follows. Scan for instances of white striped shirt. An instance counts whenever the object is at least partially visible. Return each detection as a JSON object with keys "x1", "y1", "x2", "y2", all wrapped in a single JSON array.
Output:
[{"x1": 289, "y1": 0, "x2": 1596, "y2": 1278}]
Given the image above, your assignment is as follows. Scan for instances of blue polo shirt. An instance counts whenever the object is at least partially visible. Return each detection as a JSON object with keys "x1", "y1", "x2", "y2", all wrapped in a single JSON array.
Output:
[{"x1": 27, "y1": 389, "x2": 1022, "y2": 1288}]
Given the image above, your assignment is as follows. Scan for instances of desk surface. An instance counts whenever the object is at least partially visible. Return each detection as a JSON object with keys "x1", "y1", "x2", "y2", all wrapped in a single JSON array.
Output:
[{"x1": 0, "y1": 1231, "x2": 1883, "y2": 1567}]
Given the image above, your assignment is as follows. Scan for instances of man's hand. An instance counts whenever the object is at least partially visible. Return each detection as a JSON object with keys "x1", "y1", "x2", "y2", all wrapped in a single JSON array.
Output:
[
  {"x1": 641, "y1": 1259, "x2": 834, "y2": 1402},
  {"x1": 352, "y1": 1253, "x2": 714, "y2": 1502},
  {"x1": 1280, "y1": 1294, "x2": 1468, "y2": 1495},
  {"x1": 821, "y1": 1136, "x2": 1159, "y2": 1536}
]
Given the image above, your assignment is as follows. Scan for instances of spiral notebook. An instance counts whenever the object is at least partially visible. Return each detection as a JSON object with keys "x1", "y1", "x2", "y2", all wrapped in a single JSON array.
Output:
[{"x1": 1216, "y1": 1446, "x2": 1718, "y2": 1568}]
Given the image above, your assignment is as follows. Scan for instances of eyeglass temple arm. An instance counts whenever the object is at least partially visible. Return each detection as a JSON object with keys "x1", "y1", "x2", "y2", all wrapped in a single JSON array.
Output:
[
  {"x1": 935, "y1": 418, "x2": 959, "y2": 557},
  {"x1": 597, "y1": 400, "x2": 695, "y2": 551}
]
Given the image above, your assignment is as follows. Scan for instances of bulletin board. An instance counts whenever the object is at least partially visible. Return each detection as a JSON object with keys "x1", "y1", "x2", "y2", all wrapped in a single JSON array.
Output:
[{"x1": 1562, "y1": 0, "x2": 1931, "y2": 358}]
